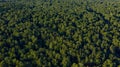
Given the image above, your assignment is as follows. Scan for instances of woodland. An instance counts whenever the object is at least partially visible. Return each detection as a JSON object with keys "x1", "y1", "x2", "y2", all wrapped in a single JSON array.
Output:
[{"x1": 0, "y1": 0, "x2": 120, "y2": 67}]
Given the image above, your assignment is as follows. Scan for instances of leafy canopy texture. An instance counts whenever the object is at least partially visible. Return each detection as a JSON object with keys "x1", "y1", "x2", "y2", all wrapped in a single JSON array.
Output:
[{"x1": 0, "y1": 0, "x2": 120, "y2": 67}]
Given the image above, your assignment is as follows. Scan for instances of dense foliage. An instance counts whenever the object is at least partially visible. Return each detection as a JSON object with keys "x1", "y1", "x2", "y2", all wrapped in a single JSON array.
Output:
[{"x1": 0, "y1": 0, "x2": 120, "y2": 67}]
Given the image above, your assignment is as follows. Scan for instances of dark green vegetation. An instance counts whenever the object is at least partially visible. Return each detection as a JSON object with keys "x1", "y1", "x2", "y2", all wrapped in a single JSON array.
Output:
[{"x1": 0, "y1": 0, "x2": 120, "y2": 67}]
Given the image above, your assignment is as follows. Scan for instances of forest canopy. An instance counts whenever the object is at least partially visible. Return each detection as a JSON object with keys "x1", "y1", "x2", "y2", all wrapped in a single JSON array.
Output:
[{"x1": 0, "y1": 0, "x2": 120, "y2": 67}]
